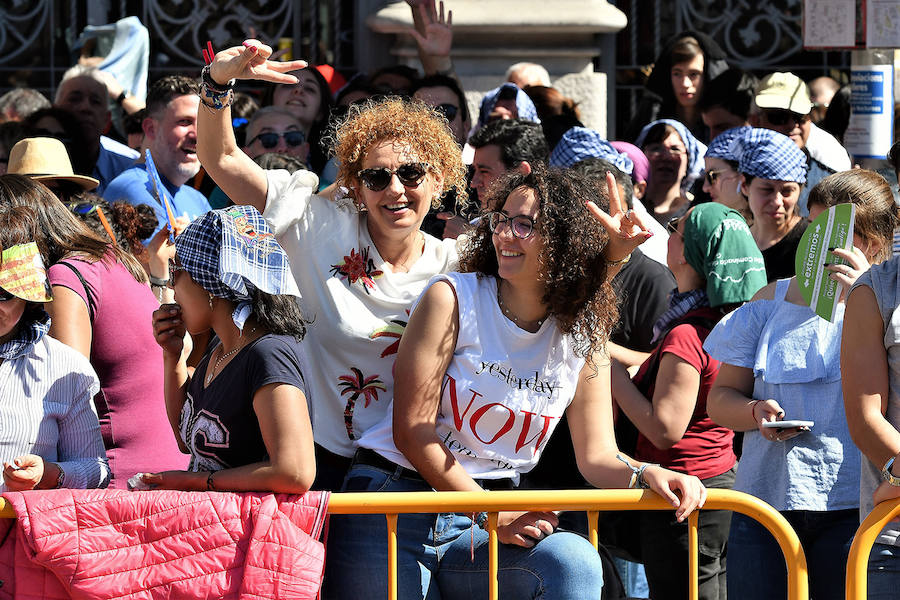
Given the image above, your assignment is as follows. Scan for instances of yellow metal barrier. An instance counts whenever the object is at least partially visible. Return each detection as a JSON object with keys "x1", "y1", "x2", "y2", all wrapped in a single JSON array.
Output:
[
  {"x1": 327, "y1": 488, "x2": 809, "y2": 600},
  {"x1": 0, "y1": 489, "x2": 807, "y2": 599},
  {"x1": 846, "y1": 498, "x2": 900, "y2": 600}
]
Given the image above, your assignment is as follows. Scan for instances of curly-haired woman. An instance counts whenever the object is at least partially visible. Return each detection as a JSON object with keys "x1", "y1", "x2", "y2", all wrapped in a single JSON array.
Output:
[
  {"x1": 324, "y1": 167, "x2": 707, "y2": 599},
  {"x1": 198, "y1": 41, "x2": 646, "y2": 491}
]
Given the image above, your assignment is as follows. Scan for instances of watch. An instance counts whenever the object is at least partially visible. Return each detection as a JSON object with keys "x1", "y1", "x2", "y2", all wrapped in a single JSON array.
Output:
[{"x1": 881, "y1": 456, "x2": 900, "y2": 486}]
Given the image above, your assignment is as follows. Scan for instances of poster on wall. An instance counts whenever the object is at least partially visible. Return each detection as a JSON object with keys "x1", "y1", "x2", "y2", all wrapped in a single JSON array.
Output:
[
  {"x1": 843, "y1": 63, "x2": 894, "y2": 158},
  {"x1": 867, "y1": 0, "x2": 900, "y2": 47},
  {"x1": 803, "y1": 0, "x2": 857, "y2": 47}
]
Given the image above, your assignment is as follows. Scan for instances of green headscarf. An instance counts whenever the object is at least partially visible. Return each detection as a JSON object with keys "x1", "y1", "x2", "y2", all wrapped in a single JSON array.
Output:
[{"x1": 682, "y1": 203, "x2": 767, "y2": 307}]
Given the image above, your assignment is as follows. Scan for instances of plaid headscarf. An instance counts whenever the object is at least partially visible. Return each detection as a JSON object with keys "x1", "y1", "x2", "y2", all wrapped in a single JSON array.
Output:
[
  {"x1": 635, "y1": 118, "x2": 708, "y2": 195},
  {"x1": 175, "y1": 206, "x2": 301, "y2": 331},
  {"x1": 476, "y1": 83, "x2": 540, "y2": 130},
  {"x1": 705, "y1": 126, "x2": 751, "y2": 162},
  {"x1": 735, "y1": 127, "x2": 808, "y2": 184},
  {"x1": 549, "y1": 127, "x2": 634, "y2": 174},
  {"x1": 682, "y1": 203, "x2": 767, "y2": 307}
]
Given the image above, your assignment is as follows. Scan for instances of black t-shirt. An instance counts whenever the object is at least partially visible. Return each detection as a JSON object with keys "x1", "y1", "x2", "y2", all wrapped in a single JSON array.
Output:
[
  {"x1": 762, "y1": 218, "x2": 809, "y2": 283},
  {"x1": 180, "y1": 334, "x2": 307, "y2": 472}
]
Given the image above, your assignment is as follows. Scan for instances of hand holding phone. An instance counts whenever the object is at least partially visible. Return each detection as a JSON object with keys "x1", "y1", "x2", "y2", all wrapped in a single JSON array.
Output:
[{"x1": 761, "y1": 420, "x2": 814, "y2": 430}]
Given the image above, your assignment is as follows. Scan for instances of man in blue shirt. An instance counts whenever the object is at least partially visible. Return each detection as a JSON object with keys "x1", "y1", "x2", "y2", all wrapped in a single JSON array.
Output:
[{"x1": 103, "y1": 75, "x2": 210, "y2": 240}]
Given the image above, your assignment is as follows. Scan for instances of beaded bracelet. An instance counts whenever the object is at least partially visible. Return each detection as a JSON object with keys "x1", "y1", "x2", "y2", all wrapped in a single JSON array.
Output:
[{"x1": 199, "y1": 65, "x2": 234, "y2": 110}]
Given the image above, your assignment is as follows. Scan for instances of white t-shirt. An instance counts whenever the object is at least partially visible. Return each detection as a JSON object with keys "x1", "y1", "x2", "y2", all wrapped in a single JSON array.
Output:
[
  {"x1": 264, "y1": 169, "x2": 459, "y2": 457},
  {"x1": 360, "y1": 272, "x2": 586, "y2": 482}
]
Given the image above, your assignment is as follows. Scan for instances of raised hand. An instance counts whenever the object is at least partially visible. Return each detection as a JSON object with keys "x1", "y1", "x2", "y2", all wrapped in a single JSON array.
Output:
[
  {"x1": 409, "y1": 0, "x2": 453, "y2": 59},
  {"x1": 585, "y1": 171, "x2": 653, "y2": 263},
  {"x1": 208, "y1": 40, "x2": 308, "y2": 87}
]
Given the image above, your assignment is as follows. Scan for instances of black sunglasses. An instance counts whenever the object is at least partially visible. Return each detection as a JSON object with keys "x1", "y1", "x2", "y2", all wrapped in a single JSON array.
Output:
[
  {"x1": 487, "y1": 212, "x2": 535, "y2": 239},
  {"x1": 434, "y1": 103, "x2": 459, "y2": 121},
  {"x1": 248, "y1": 131, "x2": 306, "y2": 149},
  {"x1": 666, "y1": 216, "x2": 683, "y2": 236},
  {"x1": 762, "y1": 109, "x2": 810, "y2": 127},
  {"x1": 705, "y1": 169, "x2": 726, "y2": 185},
  {"x1": 357, "y1": 163, "x2": 430, "y2": 192},
  {"x1": 0, "y1": 287, "x2": 15, "y2": 302}
]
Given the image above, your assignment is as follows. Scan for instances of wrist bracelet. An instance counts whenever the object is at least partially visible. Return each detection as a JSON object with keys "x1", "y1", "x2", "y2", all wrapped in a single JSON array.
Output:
[
  {"x1": 637, "y1": 463, "x2": 657, "y2": 489},
  {"x1": 149, "y1": 274, "x2": 168, "y2": 287},
  {"x1": 615, "y1": 453, "x2": 640, "y2": 488},
  {"x1": 200, "y1": 65, "x2": 235, "y2": 110},
  {"x1": 54, "y1": 464, "x2": 65, "y2": 489},
  {"x1": 201, "y1": 64, "x2": 234, "y2": 91},
  {"x1": 115, "y1": 90, "x2": 129, "y2": 106},
  {"x1": 749, "y1": 399, "x2": 761, "y2": 423},
  {"x1": 473, "y1": 511, "x2": 488, "y2": 529},
  {"x1": 206, "y1": 470, "x2": 217, "y2": 491}
]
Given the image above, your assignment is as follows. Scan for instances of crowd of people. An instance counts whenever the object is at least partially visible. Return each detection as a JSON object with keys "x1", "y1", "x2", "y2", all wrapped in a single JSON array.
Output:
[{"x1": 1, "y1": 3, "x2": 900, "y2": 598}]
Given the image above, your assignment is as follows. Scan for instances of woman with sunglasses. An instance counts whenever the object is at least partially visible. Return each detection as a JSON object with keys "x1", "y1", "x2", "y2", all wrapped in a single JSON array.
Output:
[
  {"x1": 702, "y1": 126, "x2": 752, "y2": 222},
  {"x1": 707, "y1": 169, "x2": 898, "y2": 600},
  {"x1": 145, "y1": 205, "x2": 315, "y2": 493},
  {"x1": 611, "y1": 202, "x2": 766, "y2": 600},
  {"x1": 0, "y1": 171, "x2": 186, "y2": 489},
  {"x1": 734, "y1": 128, "x2": 809, "y2": 282},
  {"x1": 323, "y1": 167, "x2": 705, "y2": 600},
  {"x1": 0, "y1": 202, "x2": 109, "y2": 493},
  {"x1": 635, "y1": 119, "x2": 707, "y2": 226}
]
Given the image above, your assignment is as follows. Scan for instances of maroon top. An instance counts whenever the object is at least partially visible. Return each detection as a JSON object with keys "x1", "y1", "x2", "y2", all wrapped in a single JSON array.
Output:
[{"x1": 49, "y1": 254, "x2": 186, "y2": 487}]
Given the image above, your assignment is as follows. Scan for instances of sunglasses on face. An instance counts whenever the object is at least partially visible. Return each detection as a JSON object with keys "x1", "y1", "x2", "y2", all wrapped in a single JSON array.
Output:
[
  {"x1": 357, "y1": 162, "x2": 430, "y2": 192},
  {"x1": 434, "y1": 103, "x2": 459, "y2": 121},
  {"x1": 487, "y1": 211, "x2": 536, "y2": 240},
  {"x1": 666, "y1": 216, "x2": 683, "y2": 236},
  {"x1": 0, "y1": 287, "x2": 15, "y2": 302},
  {"x1": 247, "y1": 131, "x2": 306, "y2": 149},
  {"x1": 705, "y1": 169, "x2": 731, "y2": 185},
  {"x1": 762, "y1": 109, "x2": 810, "y2": 126},
  {"x1": 167, "y1": 258, "x2": 186, "y2": 288}
]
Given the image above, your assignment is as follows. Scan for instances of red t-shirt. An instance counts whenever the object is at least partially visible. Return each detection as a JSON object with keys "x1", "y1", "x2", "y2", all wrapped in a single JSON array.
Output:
[{"x1": 632, "y1": 308, "x2": 735, "y2": 480}]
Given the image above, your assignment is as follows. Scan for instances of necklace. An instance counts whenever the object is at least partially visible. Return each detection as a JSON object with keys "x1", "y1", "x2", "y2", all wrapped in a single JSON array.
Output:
[
  {"x1": 496, "y1": 282, "x2": 546, "y2": 331},
  {"x1": 205, "y1": 327, "x2": 257, "y2": 385}
]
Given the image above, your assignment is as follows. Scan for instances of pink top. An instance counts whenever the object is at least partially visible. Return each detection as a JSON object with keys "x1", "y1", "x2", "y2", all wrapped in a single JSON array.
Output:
[{"x1": 48, "y1": 254, "x2": 186, "y2": 487}]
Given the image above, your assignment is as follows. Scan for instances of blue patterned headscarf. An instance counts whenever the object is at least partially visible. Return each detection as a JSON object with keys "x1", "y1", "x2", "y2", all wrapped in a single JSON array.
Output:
[
  {"x1": 549, "y1": 127, "x2": 634, "y2": 174},
  {"x1": 635, "y1": 119, "x2": 708, "y2": 195},
  {"x1": 476, "y1": 83, "x2": 540, "y2": 130},
  {"x1": 705, "y1": 126, "x2": 751, "y2": 162},
  {"x1": 175, "y1": 205, "x2": 301, "y2": 331},
  {"x1": 735, "y1": 127, "x2": 808, "y2": 184}
]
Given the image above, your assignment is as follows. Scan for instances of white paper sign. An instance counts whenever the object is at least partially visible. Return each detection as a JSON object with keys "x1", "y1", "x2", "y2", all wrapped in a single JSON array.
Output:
[
  {"x1": 867, "y1": 0, "x2": 900, "y2": 47},
  {"x1": 804, "y1": 0, "x2": 856, "y2": 47}
]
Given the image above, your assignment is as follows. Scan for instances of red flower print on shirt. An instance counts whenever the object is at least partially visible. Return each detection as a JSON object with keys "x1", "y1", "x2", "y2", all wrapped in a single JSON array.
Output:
[{"x1": 330, "y1": 247, "x2": 383, "y2": 293}]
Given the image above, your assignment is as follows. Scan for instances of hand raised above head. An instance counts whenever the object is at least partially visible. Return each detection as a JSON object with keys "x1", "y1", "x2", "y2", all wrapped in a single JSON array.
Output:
[
  {"x1": 208, "y1": 40, "x2": 308, "y2": 87},
  {"x1": 585, "y1": 171, "x2": 653, "y2": 263}
]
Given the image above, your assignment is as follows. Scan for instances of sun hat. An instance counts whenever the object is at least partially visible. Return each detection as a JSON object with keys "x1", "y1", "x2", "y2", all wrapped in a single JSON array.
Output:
[
  {"x1": 7, "y1": 137, "x2": 99, "y2": 190},
  {"x1": 754, "y1": 72, "x2": 813, "y2": 115}
]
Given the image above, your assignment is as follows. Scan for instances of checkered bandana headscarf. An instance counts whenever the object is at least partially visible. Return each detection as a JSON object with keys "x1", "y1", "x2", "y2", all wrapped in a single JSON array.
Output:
[
  {"x1": 635, "y1": 118, "x2": 708, "y2": 195},
  {"x1": 549, "y1": 127, "x2": 634, "y2": 174},
  {"x1": 705, "y1": 126, "x2": 751, "y2": 162},
  {"x1": 476, "y1": 83, "x2": 540, "y2": 129},
  {"x1": 175, "y1": 205, "x2": 301, "y2": 331},
  {"x1": 735, "y1": 127, "x2": 808, "y2": 184}
]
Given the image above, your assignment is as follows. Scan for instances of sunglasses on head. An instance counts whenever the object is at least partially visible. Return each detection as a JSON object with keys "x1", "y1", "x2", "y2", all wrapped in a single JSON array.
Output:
[
  {"x1": 248, "y1": 131, "x2": 306, "y2": 149},
  {"x1": 357, "y1": 163, "x2": 430, "y2": 192},
  {"x1": 666, "y1": 216, "x2": 684, "y2": 236},
  {"x1": 434, "y1": 103, "x2": 459, "y2": 121},
  {"x1": 167, "y1": 258, "x2": 187, "y2": 288},
  {"x1": 762, "y1": 109, "x2": 810, "y2": 126},
  {"x1": 487, "y1": 211, "x2": 535, "y2": 240}
]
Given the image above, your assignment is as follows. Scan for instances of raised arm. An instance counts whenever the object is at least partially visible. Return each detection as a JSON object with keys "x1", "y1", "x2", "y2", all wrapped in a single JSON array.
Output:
[{"x1": 197, "y1": 41, "x2": 307, "y2": 213}]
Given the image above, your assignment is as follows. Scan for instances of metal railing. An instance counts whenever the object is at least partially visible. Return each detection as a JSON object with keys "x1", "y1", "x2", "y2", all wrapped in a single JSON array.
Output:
[{"x1": 846, "y1": 498, "x2": 900, "y2": 600}]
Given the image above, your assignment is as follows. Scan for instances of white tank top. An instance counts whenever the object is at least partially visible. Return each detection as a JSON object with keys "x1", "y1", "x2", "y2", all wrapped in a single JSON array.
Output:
[{"x1": 359, "y1": 272, "x2": 586, "y2": 481}]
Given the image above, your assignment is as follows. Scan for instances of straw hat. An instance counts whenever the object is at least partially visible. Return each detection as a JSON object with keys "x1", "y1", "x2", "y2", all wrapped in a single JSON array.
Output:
[{"x1": 7, "y1": 137, "x2": 99, "y2": 190}]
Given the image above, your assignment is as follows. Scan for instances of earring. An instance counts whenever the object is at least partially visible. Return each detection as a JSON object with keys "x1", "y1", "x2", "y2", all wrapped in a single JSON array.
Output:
[
  {"x1": 736, "y1": 182, "x2": 742, "y2": 195},
  {"x1": 208, "y1": 294, "x2": 214, "y2": 310}
]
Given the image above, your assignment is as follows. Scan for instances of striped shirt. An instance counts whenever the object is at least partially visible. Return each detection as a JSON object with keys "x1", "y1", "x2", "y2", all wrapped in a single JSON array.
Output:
[{"x1": 0, "y1": 335, "x2": 109, "y2": 490}]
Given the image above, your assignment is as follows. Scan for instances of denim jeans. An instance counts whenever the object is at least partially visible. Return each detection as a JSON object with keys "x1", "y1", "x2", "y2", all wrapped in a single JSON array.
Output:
[
  {"x1": 867, "y1": 542, "x2": 900, "y2": 599},
  {"x1": 726, "y1": 508, "x2": 858, "y2": 600},
  {"x1": 323, "y1": 461, "x2": 605, "y2": 600}
]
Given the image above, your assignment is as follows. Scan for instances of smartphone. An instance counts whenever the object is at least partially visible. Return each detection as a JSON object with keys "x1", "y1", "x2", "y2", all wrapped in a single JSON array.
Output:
[{"x1": 761, "y1": 420, "x2": 814, "y2": 429}]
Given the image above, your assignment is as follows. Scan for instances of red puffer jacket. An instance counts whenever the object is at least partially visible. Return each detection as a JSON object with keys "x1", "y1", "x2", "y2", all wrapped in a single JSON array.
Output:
[{"x1": 0, "y1": 488, "x2": 328, "y2": 599}]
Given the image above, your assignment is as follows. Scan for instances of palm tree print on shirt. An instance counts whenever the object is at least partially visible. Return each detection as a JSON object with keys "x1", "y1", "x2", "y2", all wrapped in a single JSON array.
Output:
[
  {"x1": 339, "y1": 367, "x2": 387, "y2": 440},
  {"x1": 329, "y1": 247, "x2": 383, "y2": 294},
  {"x1": 369, "y1": 310, "x2": 409, "y2": 358}
]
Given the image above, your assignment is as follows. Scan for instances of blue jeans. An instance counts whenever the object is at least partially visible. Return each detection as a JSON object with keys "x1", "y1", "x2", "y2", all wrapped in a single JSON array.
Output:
[
  {"x1": 868, "y1": 542, "x2": 900, "y2": 599},
  {"x1": 323, "y1": 461, "x2": 605, "y2": 600},
  {"x1": 726, "y1": 508, "x2": 858, "y2": 600}
]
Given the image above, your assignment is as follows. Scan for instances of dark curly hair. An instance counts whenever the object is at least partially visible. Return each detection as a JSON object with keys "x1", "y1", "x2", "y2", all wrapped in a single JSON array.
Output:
[
  {"x1": 459, "y1": 166, "x2": 618, "y2": 361},
  {"x1": 62, "y1": 191, "x2": 158, "y2": 261}
]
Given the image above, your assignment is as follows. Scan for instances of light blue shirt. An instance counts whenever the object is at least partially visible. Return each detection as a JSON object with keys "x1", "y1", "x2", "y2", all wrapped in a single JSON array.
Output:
[
  {"x1": 704, "y1": 278, "x2": 859, "y2": 512},
  {"x1": 102, "y1": 163, "x2": 212, "y2": 242}
]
